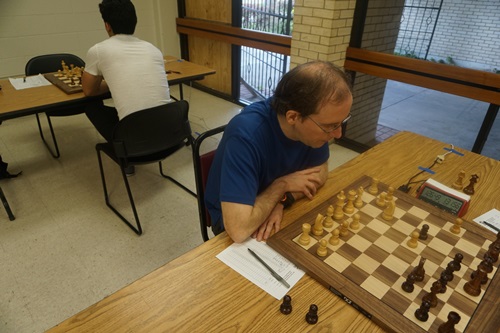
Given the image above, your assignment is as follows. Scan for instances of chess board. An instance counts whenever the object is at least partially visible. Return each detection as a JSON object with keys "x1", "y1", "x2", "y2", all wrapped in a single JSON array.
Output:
[
  {"x1": 44, "y1": 72, "x2": 82, "y2": 94},
  {"x1": 267, "y1": 175, "x2": 499, "y2": 333}
]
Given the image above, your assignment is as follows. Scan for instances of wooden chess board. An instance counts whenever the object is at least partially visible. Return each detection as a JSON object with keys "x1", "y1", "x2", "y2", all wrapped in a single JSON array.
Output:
[
  {"x1": 44, "y1": 72, "x2": 82, "y2": 94},
  {"x1": 267, "y1": 175, "x2": 499, "y2": 333}
]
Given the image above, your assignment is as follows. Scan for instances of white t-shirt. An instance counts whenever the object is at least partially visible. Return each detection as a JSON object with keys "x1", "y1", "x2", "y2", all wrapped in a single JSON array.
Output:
[{"x1": 85, "y1": 34, "x2": 171, "y2": 119}]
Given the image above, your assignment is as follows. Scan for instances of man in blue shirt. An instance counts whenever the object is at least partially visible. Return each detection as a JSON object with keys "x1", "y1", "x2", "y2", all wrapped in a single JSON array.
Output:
[{"x1": 205, "y1": 61, "x2": 353, "y2": 243}]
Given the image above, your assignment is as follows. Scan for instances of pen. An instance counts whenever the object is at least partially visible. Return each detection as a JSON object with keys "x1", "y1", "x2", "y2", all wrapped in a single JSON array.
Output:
[
  {"x1": 482, "y1": 221, "x2": 500, "y2": 232},
  {"x1": 248, "y1": 248, "x2": 290, "y2": 288}
]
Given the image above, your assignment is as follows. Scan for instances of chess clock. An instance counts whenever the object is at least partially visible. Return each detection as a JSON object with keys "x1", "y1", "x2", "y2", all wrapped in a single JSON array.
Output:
[{"x1": 416, "y1": 179, "x2": 470, "y2": 217}]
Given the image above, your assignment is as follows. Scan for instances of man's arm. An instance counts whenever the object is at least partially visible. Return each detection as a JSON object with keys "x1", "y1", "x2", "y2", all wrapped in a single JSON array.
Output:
[
  {"x1": 82, "y1": 71, "x2": 109, "y2": 96},
  {"x1": 222, "y1": 162, "x2": 328, "y2": 243}
]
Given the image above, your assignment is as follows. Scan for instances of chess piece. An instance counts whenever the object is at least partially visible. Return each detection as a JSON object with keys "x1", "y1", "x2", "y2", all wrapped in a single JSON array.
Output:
[
  {"x1": 487, "y1": 242, "x2": 500, "y2": 263},
  {"x1": 401, "y1": 272, "x2": 416, "y2": 293},
  {"x1": 349, "y1": 213, "x2": 360, "y2": 230},
  {"x1": 449, "y1": 253, "x2": 463, "y2": 272},
  {"x1": 412, "y1": 257, "x2": 426, "y2": 282},
  {"x1": 443, "y1": 261, "x2": 456, "y2": 282},
  {"x1": 382, "y1": 199, "x2": 395, "y2": 221},
  {"x1": 464, "y1": 265, "x2": 487, "y2": 296},
  {"x1": 299, "y1": 223, "x2": 311, "y2": 246},
  {"x1": 438, "y1": 311, "x2": 461, "y2": 333},
  {"x1": 339, "y1": 220, "x2": 349, "y2": 237},
  {"x1": 376, "y1": 192, "x2": 386, "y2": 207},
  {"x1": 414, "y1": 299, "x2": 431, "y2": 322},
  {"x1": 317, "y1": 239, "x2": 328, "y2": 257},
  {"x1": 333, "y1": 191, "x2": 345, "y2": 220},
  {"x1": 439, "y1": 269, "x2": 452, "y2": 293},
  {"x1": 368, "y1": 177, "x2": 379, "y2": 195},
  {"x1": 324, "y1": 205, "x2": 334, "y2": 228},
  {"x1": 354, "y1": 186, "x2": 364, "y2": 208},
  {"x1": 463, "y1": 174, "x2": 478, "y2": 195},
  {"x1": 407, "y1": 230, "x2": 419, "y2": 248},
  {"x1": 451, "y1": 170, "x2": 466, "y2": 190},
  {"x1": 280, "y1": 295, "x2": 292, "y2": 315},
  {"x1": 313, "y1": 214, "x2": 324, "y2": 236},
  {"x1": 450, "y1": 218, "x2": 463, "y2": 234},
  {"x1": 343, "y1": 189, "x2": 356, "y2": 214},
  {"x1": 419, "y1": 224, "x2": 429, "y2": 240},
  {"x1": 305, "y1": 304, "x2": 318, "y2": 324},
  {"x1": 329, "y1": 228, "x2": 340, "y2": 246},
  {"x1": 386, "y1": 186, "x2": 395, "y2": 201},
  {"x1": 422, "y1": 279, "x2": 442, "y2": 308},
  {"x1": 470, "y1": 256, "x2": 493, "y2": 285}
]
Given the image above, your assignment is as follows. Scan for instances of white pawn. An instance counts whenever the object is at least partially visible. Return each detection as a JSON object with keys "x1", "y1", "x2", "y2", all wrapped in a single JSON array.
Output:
[
  {"x1": 317, "y1": 239, "x2": 328, "y2": 257},
  {"x1": 340, "y1": 220, "x2": 349, "y2": 237},
  {"x1": 354, "y1": 186, "x2": 364, "y2": 208},
  {"x1": 450, "y1": 218, "x2": 463, "y2": 234},
  {"x1": 376, "y1": 192, "x2": 387, "y2": 207},
  {"x1": 369, "y1": 177, "x2": 379, "y2": 195},
  {"x1": 329, "y1": 228, "x2": 340, "y2": 246},
  {"x1": 350, "y1": 213, "x2": 360, "y2": 230},
  {"x1": 343, "y1": 189, "x2": 356, "y2": 214},
  {"x1": 299, "y1": 223, "x2": 311, "y2": 246},
  {"x1": 407, "y1": 230, "x2": 419, "y2": 248}
]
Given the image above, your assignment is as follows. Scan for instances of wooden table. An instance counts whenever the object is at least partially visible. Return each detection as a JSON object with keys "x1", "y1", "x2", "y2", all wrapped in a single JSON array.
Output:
[
  {"x1": 0, "y1": 56, "x2": 215, "y2": 121},
  {"x1": 46, "y1": 131, "x2": 500, "y2": 333}
]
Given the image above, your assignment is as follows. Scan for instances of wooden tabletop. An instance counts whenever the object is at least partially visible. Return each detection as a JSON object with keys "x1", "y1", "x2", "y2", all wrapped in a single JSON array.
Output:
[
  {"x1": 46, "y1": 131, "x2": 500, "y2": 333},
  {"x1": 0, "y1": 56, "x2": 215, "y2": 120}
]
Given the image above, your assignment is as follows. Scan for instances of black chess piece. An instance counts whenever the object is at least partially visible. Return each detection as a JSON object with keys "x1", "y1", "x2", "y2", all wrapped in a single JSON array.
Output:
[
  {"x1": 439, "y1": 269, "x2": 452, "y2": 294},
  {"x1": 280, "y1": 295, "x2": 292, "y2": 315},
  {"x1": 415, "y1": 299, "x2": 431, "y2": 322},
  {"x1": 487, "y1": 242, "x2": 500, "y2": 263},
  {"x1": 419, "y1": 224, "x2": 429, "y2": 240},
  {"x1": 449, "y1": 253, "x2": 463, "y2": 272},
  {"x1": 305, "y1": 304, "x2": 318, "y2": 324},
  {"x1": 402, "y1": 272, "x2": 416, "y2": 293},
  {"x1": 464, "y1": 265, "x2": 487, "y2": 296},
  {"x1": 463, "y1": 174, "x2": 478, "y2": 195},
  {"x1": 470, "y1": 257, "x2": 492, "y2": 285},
  {"x1": 422, "y1": 280, "x2": 442, "y2": 308},
  {"x1": 411, "y1": 257, "x2": 426, "y2": 282},
  {"x1": 438, "y1": 311, "x2": 461, "y2": 333}
]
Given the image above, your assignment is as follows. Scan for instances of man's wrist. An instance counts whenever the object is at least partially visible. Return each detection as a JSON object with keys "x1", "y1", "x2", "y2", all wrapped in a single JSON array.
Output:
[{"x1": 279, "y1": 192, "x2": 295, "y2": 208}]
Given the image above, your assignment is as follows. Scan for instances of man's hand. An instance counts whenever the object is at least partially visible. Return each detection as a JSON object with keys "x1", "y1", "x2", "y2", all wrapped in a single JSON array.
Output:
[
  {"x1": 276, "y1": 166, "x2": 324, "y2": 200},
  {"x1": 252, "y1": 203, "x2": 284, "y2": 241}
]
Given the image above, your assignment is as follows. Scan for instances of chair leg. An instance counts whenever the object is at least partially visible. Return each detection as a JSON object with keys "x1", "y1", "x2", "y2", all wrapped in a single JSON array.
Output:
[
  {"x1": 0, "y1": 186, "x2": 15, "y2": 221},
  {"x1": 36, "y1": 113, "x2": 61, "y2": 158},
  {"x1": 159, "y1": 161, "x2": 196, "y2": 198},
  {"x1": 97, "y1": 150, "x2": 142, "y2": 235}
]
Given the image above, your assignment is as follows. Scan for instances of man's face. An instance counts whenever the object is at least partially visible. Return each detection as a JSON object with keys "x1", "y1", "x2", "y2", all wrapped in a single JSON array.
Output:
[{"x1": 298, "y1": 95, "x2": 353, "y2": 148}]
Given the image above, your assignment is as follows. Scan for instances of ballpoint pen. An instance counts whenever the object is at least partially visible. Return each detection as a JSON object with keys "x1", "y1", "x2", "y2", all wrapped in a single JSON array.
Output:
[
  {"x1": 482, "y1": 221, "x2": 500, "y2": 232},
  {"x1": 248, "y1": 248, "x2": 290, "y2": 288}
]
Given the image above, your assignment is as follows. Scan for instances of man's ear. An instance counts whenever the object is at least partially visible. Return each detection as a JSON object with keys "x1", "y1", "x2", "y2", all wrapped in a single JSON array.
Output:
[{"x1": 285, "y1": 110, "x2": 301, "y2": 125}]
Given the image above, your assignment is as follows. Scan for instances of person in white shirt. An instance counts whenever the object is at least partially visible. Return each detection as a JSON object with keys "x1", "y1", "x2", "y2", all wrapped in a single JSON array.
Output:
[{"x1": 82, "y1": 0, "x2": 170, "y2": 142}]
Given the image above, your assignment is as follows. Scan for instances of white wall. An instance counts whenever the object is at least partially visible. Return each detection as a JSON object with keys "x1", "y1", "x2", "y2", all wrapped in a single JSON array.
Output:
[{"x1": 0, "y1": 0, "x2": 179, "y2": 78}]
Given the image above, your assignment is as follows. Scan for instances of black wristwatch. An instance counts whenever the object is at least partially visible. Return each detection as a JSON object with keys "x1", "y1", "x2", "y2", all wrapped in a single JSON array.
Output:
[{"x1": 279, "y1": 192, "x2": 295, "y2": 208}]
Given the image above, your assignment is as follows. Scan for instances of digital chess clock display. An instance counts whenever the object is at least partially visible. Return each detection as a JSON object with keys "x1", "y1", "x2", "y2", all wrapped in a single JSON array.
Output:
[{"x1": 416, "y1": 179, "x2": 470, "y2": 217}]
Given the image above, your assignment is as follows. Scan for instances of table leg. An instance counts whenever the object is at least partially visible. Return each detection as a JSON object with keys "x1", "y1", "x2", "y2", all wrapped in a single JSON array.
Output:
[{"x1": 0, "y1": 186, "x2": 15, "y2": 221}]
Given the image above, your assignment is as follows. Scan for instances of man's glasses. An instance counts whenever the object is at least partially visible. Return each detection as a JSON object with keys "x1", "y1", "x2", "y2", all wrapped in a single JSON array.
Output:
[{"x1": 307, "y1": 113, "x2": 352, "y2": 133}]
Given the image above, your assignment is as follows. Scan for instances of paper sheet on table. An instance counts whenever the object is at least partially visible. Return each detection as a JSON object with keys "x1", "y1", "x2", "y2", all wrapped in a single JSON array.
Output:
[
  {"x1": 9, "y1": 74, "x2": 52, "y2": 90},
  {"x1": 217, "y1": 238, "x2": 305, "y2": 300},
  {"x1": 473, "y1": 208, "x2": 500, "y2": 233}
]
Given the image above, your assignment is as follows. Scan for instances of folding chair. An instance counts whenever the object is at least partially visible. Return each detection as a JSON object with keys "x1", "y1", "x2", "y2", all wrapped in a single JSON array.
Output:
[
  {"x1": 25, "y1": 53, "x2": 86, "y2": 158},
  {"x1": 192, "y1": 125, "x2": 226, "y2": 241},
  {"x1": 96, "y1": 100, "x2": 194, "y2": 235}
]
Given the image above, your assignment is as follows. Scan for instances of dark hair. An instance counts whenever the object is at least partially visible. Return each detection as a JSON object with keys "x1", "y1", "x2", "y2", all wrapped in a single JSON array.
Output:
[
  {"x1": 99, "y1": 0, "x2": 137, "y2": 34},
  {"x1": 271, "y1": 61, "x2": 352, "y2": 116}
]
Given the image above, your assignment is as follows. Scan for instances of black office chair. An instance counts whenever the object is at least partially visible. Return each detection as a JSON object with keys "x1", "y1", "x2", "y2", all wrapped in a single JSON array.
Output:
[
  {"x1": 96, "y1": 100, "x2": 195, "y2": 235},
  {"x1": 192, "y1": 125, "x2": 226, "y2": 241},
  {"x1": 25, "y1": 53, "x2": 86, "y2": 158}
]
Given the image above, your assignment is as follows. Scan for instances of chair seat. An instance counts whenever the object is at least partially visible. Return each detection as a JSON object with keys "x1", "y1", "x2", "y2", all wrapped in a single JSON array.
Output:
[{"x1": 97, "y1": 141, "x2": 187, "y2": 166}]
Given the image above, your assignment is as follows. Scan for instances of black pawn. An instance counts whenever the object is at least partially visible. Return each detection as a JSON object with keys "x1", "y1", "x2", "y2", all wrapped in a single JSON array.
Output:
[
  {"x1": 415, "y1": 299, "x2": 431, "y2": 322},
  {"x1": 305, "y1": 304, "x2": 318, "y2": 324},
  {"x1": 438, "y1": 311, "x2": 461, "y2": 333},
  {"x1": 439, "y1": 269, "x2": 451, "y2": 293},
  {"x1": 402, "y1": 272, "x2": 416, "y2": 293},
  {"x1": 449, "y1": 253, "x2": 463, "y2": 272},
  {"x1": 419, "y1": 224, "x2": 429, "y2": 240},
  {"x1": 487, "y1": 242, "x2": 500, "y2": 263},
  {"x1": 280, "y1": 295, "x2": 292, "y2": 315}
]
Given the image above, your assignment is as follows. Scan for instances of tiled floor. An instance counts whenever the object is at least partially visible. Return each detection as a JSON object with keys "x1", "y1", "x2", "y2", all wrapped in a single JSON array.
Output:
[{"x1": 0, "y1": 85, "x2": 359, "y2": 333}]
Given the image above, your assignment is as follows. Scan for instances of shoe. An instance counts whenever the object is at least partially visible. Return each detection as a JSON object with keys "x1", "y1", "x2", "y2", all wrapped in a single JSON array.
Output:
[{"x1": 124, "y1": 165, "x2": 135, "y2": 177}]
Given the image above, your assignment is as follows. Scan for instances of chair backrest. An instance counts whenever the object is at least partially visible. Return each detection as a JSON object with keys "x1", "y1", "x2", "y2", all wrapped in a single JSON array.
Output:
[
  {"x1": 192, "y1": 125, "x2": 226, "y2": 242},
  {"x1": 112, "y1": 100, "x2": 191, "y2": 160},
  {"x1": 25, "y1": 53, "x2": 85, "y2": 75}
]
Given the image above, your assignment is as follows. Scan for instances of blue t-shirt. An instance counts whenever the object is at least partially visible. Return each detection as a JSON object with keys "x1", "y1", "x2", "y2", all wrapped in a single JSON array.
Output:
[{"x1": 205, "y1": 98, "x2": 329, "y2": 231}]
